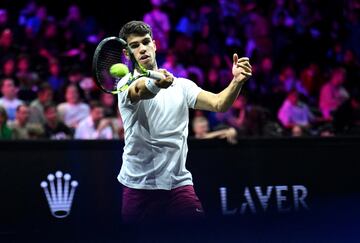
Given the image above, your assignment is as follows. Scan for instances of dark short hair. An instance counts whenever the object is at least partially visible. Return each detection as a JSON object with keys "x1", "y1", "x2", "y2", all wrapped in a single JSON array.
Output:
[
  {"x1": 43, "y1": 103, "x2": 56, "y2": 113},
  {"x1": 0, "y1": 78, "x2": 14, "y2": 89},
  {"x1": 89, "y1": 100, "x2": 103, "y2": 110},
  {"x1": 38, "y1": 82, "x2": 52, "y2": 93},
  {"x1": 16, "y1": 104, "x2": 28, "y2": 112},
  {"x1": 119, "y1": 20, "x2": 153, "y2": 41}
]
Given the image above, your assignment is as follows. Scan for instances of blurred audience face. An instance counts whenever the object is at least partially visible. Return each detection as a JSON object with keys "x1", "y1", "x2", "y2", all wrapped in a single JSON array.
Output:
[
  {"x1": 100, "y1": 93, "x2": 114, "y2": 107},
  {"x1": 44, "y1": 106, "x2": 57, "y2": 123},
  {"x1": 49, "y1": 61, "x2": 60, "y2": 76},
  {"x1": 211, "y1": 54, "x2": 222, "y2": 69},
  {"x1": 192, "y1": 116, "x2": 209, "y2": 138},
  {"x1": 288, "y1": 91, "x2": 299, "y2": 105},
  {"x1": 261, "y1": 57, "x2": 273, "y2": 73},
  {"x1": 91, "y1": 106, "x2": 104, "y2": 125},
  {"x1": 331, "y1": 68, "x2": 346, "y2": 87},
  {"x1": 16, "y1": 105, "x2": 29, "y2": 126},
  {"x1": 44, "y1": 22, "x2": 58, "y2": 38},
  {"x1": 3, "y1": 58, "x2": 15, "y2": 76},
  {"x1": 0, "y1": 9, "x2": 8, "y2": 25},
  {"x1": 36, "y1": 6, "x2": 47, "y2": 20},
  {"x1": 208, "y1": 68, "x2": 219, "y2": 85},
  {"x1": 292, "y1": 125, "x2": 303, "y2": 137},
  {"x1": 1, "y1": 78, "x2": 16, "y2": 99},
  {"x1": 17, "y1": 56, "x2": 30, "y2": 72},
  {"x1": 65, "y1": 85, "x2": 79, "y2": 104},
  {"x1": 68, "y1": 4, "x2": 81, "y2": 21},
  {"x1": 39, "y1": 88, "x2": 53, "y2": 104},
  {"x1": 233, "y1": 95, "x2": 247, "y2": 110},
  {"x1": 0, "y1": 28, "x2": 13, "y2": 48}
]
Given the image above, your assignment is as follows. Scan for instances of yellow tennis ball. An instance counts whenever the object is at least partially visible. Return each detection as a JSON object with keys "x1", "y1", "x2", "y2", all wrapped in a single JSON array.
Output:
[{"x1": 109, "y1": 63, "x2": 129, "y2": 78}]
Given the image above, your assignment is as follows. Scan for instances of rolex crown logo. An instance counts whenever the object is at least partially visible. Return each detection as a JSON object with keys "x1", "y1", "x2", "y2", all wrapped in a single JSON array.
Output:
[{"x1": 40, "y1": 171, "x2": 78, "y2": 218}]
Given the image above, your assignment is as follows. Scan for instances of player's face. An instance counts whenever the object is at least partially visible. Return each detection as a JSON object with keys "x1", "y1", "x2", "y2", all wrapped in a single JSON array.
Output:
[{"x1": 127, "y1": 34, "x2": 157, "y2": 70}]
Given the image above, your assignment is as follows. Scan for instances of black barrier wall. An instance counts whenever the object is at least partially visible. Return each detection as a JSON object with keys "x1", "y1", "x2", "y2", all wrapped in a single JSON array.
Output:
[{"x1": 1, "y1": 137, "x2": 360, "y2": 242}]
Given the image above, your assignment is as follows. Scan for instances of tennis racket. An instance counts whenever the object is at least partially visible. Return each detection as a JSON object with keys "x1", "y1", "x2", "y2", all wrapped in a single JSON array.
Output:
[{"x1": 92, "y1": 36, "x2": 165, "y2": 94}]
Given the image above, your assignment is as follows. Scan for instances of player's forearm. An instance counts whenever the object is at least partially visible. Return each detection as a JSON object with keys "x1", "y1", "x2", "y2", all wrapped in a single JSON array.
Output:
[
  {"x1": 215, "y1": 78, "x2": 243, "y2": 112},
  {"x1": 130, "y1": 79, "x2": 157, "y2": 102}
]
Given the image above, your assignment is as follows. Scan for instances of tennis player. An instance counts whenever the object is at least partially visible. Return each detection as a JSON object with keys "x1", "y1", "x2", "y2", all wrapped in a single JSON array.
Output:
[{"x1": 117, "y1": 20, "x2": 252, "y2": 223}]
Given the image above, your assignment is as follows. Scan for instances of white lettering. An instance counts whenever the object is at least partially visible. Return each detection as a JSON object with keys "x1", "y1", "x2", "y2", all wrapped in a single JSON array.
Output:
[
  {"x1": 219, "y1": 187, "x2": 236, "y2": 215},
  {"x1": 293, "y1": 185, "x2": 309, "y2": 210},
  {"x1": 240, "y1": 187, "x2": 256, "y2": 214},
  {"x1": 255, "y1": 186, "x2": 273, "y2": 212},
  {"x1": 276, "y1": 186, "x2": 291, "y2": 213}
]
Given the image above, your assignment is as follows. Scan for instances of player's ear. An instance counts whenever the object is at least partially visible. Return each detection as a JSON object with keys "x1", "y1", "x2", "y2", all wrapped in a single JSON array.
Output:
[
  {"x1": 123, "y1": 49, "x2": 130, "y2": 60},
  {"x1": 152, "y1": 40, "x2": 157, "y2": 52}
]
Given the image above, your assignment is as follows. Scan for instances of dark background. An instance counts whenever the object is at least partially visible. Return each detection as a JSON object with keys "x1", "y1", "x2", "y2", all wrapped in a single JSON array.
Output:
[{"x1": 1, "y1": 137, "x2": 359, "y2": 242}]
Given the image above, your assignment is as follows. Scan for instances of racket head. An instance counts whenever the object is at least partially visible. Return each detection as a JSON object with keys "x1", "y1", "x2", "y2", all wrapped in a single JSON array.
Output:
[{"x1": 92, "y1": 37, "x2": 129, "y2": 94}]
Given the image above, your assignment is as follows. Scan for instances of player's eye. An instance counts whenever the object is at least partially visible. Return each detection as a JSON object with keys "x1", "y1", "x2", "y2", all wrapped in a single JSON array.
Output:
[
  {"x1": 130, "y1": 43, "x2": 139, "y2": 49},
  {"x1": 142, "y1": 39, "x2": 151, "y2": 45}
]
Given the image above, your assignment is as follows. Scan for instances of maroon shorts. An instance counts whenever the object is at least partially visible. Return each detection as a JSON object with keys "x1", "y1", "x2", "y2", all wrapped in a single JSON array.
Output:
[{"x1": 121, "y1": 185, "x2": 204, "y2": 224}]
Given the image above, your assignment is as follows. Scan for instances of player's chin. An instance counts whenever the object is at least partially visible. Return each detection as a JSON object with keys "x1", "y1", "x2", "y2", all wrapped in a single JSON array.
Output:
[{"x1": 142, "y1": 61, "x2": 155, "y2": 70}]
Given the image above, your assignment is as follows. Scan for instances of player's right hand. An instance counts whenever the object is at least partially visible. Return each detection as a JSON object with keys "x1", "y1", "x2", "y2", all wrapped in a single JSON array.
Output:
[{"x1": 155, "y1": 69, "x2": 174, "y2": 89}]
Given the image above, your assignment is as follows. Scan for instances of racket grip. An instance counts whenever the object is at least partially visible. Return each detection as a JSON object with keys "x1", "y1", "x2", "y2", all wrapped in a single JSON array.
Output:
[{"x1": 147, "y1": 70, "x2": 165, "y2": 80}]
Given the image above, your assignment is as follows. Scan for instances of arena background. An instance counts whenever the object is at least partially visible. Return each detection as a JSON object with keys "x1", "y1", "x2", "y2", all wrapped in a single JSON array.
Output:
[{"x1": 1, "y1": 0, "x2": 360, "y2": 242}]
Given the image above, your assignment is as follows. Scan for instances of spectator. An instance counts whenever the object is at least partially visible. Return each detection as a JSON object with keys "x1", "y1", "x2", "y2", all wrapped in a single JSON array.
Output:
[
  {"x1": 176, "y1": 9, "x2": 201, "y2": 37},
  {"x1": 0, "y1": 9, "x2": 9, "y2": 33},
  {"x1": 0, "y1": 105, "x2": 12, "y2": 139},
  {"x1": 274, "y1": 66, "x2": 308, "y2": 98},
  {"x1": 43, "y1": 104, "x2": 72, "y2": 139},
  {"x1": 278, "y1": 89, "x2": 316, "y2": 136},
  {"x1": 217, "y1": 95, "x2": 276, "y2": 137},
  {"x1": 8, "y1": 104, "x2": 44, "y2": 139},
  {"x1": 319, "y1": 67, "x2": 350, "y2": 120},
  {"x1": 0, "y1": 78, "x2": 23, "y2": 121},
  {"x1": 333, "y1": 90, "x2": 360, "y2": 135},
  {"x1": 0, "y1": 57, "x2": 17, "y2": 82},
  {"x1": 99, "y1": 92, "x2": 117, "y2": 118},
  {"x1": 46, "y1": 59, "x2": 65, "y2": 101},
  {"x1": 161, "y1": 50, "x2": 187, "y2": 78},
  {"x1": 143, "y1": 0, "x2": 170, "y2": 62},
  {"x1": 0, "y1": 28, "x2": 16, "y2": 59},
  {"x1": 300, "y1": 63, "x2": 324, "y2": 105},
  {"x1": 16, "y1": 54, "x2": 39, "y2": 102},
  {"x1": 28, "y1": 82, "x2": 54, "y2": 124},
  {"x1": 192, "y1": 115, "x2": 238, "y2": 144},
  {"x1": 74, "y1": 101, "x2": 113, "y2": 139},
  {"x1": 57, "y1": 84, "x2": 90, "y2": 129},
  {"x1": 24, "y1": 5, "x2": 49, "y2": 38}
]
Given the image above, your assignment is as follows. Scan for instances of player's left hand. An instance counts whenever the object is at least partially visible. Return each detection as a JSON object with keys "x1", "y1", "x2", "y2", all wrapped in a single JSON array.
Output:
[{"x1": 232, "y1": 54, "x2": 252, "y2": 84}]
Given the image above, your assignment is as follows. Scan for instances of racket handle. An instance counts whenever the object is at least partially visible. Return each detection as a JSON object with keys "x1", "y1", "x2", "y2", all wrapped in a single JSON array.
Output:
[{"x1": 147, "y1": 70, "x2": 165, "y2": 80}]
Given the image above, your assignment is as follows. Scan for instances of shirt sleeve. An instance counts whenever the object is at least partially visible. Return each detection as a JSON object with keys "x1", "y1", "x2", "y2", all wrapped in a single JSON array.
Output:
[
  {"x1": 177, "y1": 78, "x2": 202, "y2": 109},
  {"x1": 117, "y1": 74, "x2": 140, "y2": 108}
]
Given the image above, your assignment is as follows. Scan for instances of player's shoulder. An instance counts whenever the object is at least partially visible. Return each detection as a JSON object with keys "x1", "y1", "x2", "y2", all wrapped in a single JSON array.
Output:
[
  {"x1": 116, "y1": 73, "x2": 132, "y2": 90},
  {"x1": 174, "y1": 77, "x2": 198, "y2": 88}
]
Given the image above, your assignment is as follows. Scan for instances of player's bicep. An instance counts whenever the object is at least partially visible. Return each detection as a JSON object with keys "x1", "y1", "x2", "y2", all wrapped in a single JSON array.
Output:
[{"x1": 194, "y1": 90, "x2": 219, "y2": 112}]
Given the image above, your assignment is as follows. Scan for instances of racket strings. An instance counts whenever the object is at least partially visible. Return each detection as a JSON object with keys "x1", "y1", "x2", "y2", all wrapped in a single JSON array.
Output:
[{"x1": 95, "y1": 42, "x2": 125, "y2": 91}]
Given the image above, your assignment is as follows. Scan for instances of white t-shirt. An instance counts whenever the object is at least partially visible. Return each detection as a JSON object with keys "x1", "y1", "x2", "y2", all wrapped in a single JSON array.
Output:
[
  {"x1": 278, "y1": 100, "x2": 314, "y2": 127},
  {"x1": 74, "y1": 116, "x2": 113, "y2": 139},
  {"x1": 117, "y1": 75, "x2": 202, "y2": 190},
  {"x1": 0, "y1": 98, "x2": 23, "y2": 121},
  {"x1": 57, "y1": 102, "x2": 90, "y2": 128}
]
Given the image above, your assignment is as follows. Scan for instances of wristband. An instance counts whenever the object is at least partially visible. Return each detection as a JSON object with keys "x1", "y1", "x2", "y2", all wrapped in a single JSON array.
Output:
[{"x1": 145, "y1": 79, "x2": 161, "y2": 94}]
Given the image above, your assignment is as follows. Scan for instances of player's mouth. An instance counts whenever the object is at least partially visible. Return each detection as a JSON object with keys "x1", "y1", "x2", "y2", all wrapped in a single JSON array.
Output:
[{"x1": 140, "y1": 55, "x2": 150, "y2": 62}]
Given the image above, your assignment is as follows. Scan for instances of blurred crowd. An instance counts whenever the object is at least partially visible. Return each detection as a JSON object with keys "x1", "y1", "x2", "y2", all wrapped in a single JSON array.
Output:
[{"x1": 1, "y1": 0, "x2": 360, "y2": 141}]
